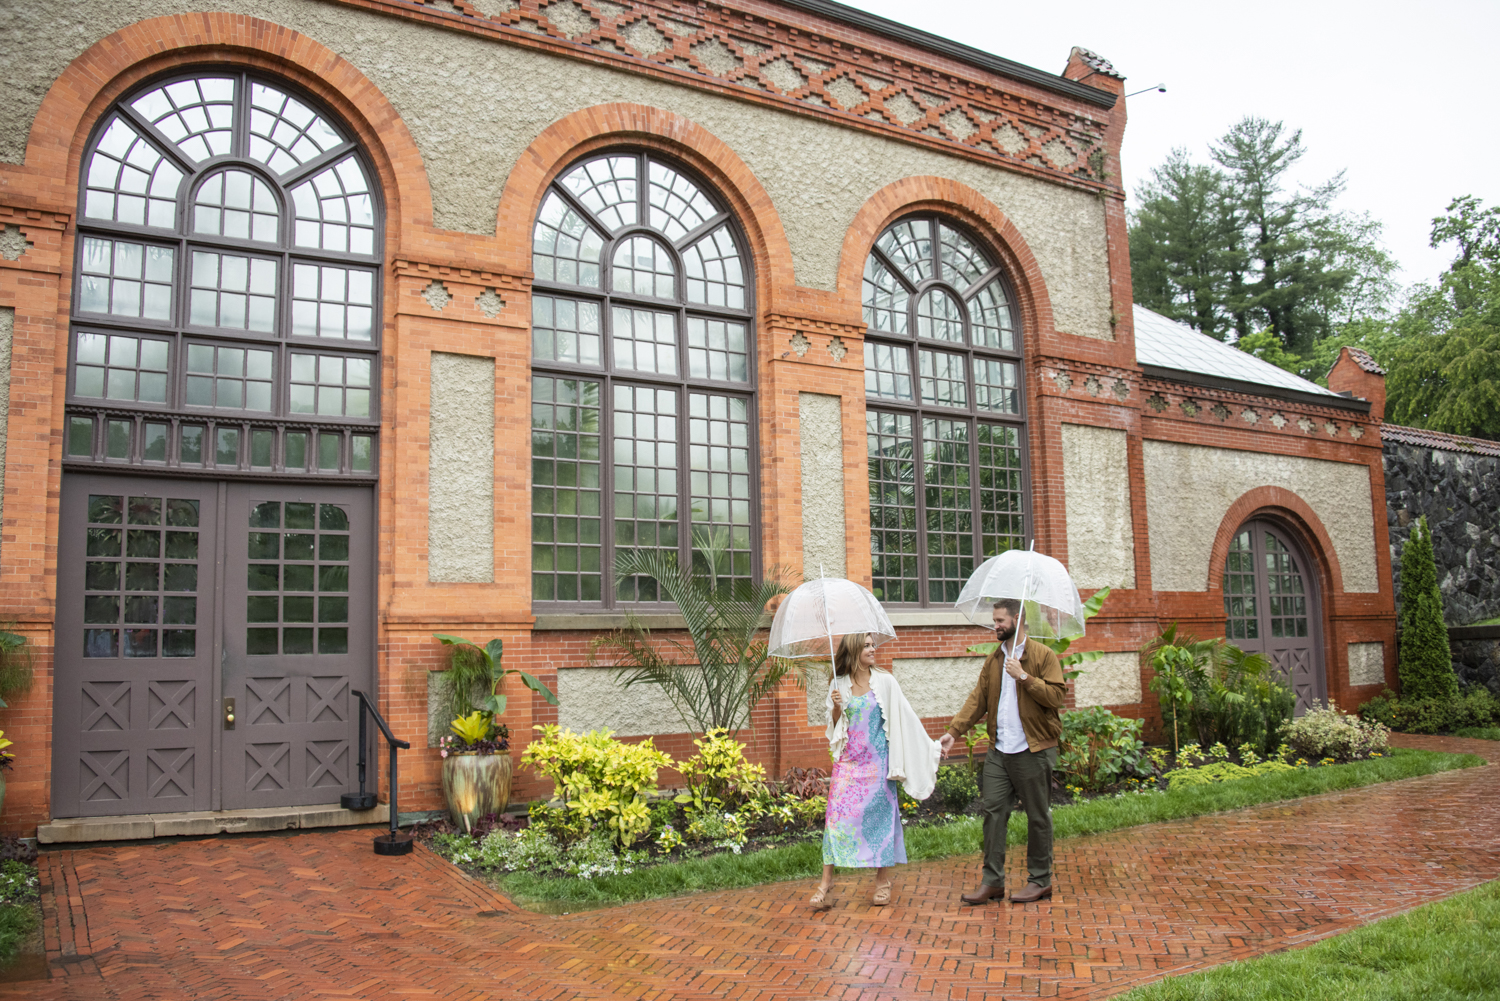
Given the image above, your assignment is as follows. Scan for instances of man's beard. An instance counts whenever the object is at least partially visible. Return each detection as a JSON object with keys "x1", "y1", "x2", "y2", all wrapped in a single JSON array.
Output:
[{"x1": 995, "y1": 621, "x2": 1017, "y2": 641}]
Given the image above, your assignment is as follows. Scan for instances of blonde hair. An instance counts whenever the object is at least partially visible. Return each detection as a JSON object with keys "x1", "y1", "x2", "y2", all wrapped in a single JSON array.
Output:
[{"x1": 833, "y1": 632, "x2": 869, "y2": 678}]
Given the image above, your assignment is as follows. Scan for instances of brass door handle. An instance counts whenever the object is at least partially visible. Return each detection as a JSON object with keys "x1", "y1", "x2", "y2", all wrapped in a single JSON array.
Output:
[{"x1": 224, "y1": 697, "x2": 236, "y2": 729}]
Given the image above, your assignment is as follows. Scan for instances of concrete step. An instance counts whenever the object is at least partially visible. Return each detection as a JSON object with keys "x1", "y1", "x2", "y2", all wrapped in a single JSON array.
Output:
[{"x1": 38, "y1": 802, "x2": 390, "y2": 844}]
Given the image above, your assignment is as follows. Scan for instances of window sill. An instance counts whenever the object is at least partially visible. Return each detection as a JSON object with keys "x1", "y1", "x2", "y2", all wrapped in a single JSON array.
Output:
[
  {"x1": 884, "y1": 610, "x2": 982, "y2": 628},
  {"x1": 532, "y1": 612, "x2": 688, "y2": 631}
]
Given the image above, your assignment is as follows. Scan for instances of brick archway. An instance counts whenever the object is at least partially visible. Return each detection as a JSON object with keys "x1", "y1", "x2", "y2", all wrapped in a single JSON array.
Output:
[
  {"x1": 1207, "y1": 486, "x2": 1344, "y2": 599},
  {"x1": 495, "y1": 103, "x2": 796, "y2": 314},
  {"x1": 21, "y1": 14, "x2": 431, "y2": 235},
  {"x1": 834, "y1": 176, "x2": 1059, "y2": 358}
]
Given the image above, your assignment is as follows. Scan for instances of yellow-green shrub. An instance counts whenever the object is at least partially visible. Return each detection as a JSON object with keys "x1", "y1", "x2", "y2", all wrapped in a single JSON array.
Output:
[
  {"x1": 521, "y1": 725, "x2": 672, "y2": 847},
  {"x1": 1163, "y1": 759, "x2": 1297, "y2": 790},
  {"x1": 674, "y1": 728, "x2": 767, "y2": 816}
]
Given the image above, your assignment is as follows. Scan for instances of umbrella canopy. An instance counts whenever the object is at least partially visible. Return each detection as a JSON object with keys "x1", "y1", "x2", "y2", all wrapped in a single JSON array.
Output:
[
  {"x1": 768, "y1": 577, "x2": 896, "y2": 661},
  {"x1": 955, "y1": 548, "x2": 1086, "y2": 639}
]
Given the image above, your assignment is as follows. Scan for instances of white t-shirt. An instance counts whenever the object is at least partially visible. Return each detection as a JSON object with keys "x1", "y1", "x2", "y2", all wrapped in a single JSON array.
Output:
[{"x1": 995, "y1": 636, "x2": 1030, "y2": 754}]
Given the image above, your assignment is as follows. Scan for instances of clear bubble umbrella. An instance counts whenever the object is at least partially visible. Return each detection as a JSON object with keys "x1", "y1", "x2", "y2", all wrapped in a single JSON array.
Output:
[
  {"x1": 955, "y1": 546, "x2": 1086, "y2": 640},
  {"x1": 768, "y1": 576, "x2": 897, "y2": 663}
]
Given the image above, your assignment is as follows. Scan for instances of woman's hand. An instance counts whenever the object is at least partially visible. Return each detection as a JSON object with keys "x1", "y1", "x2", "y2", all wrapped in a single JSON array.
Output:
[{"x1": 831, "y1": 687, "x2": 844, "y2": 709}]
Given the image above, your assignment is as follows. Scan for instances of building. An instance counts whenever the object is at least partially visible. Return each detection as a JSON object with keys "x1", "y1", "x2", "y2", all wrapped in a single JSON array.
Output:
[{"x1": 0, "y1": 0, "x2": 1396, "y2": 839}]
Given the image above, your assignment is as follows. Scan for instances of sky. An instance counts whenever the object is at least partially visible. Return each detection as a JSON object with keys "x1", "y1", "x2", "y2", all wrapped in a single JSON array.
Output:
[{"x1": 845, "y1": 0, "x2": 1500, "y2": 294}]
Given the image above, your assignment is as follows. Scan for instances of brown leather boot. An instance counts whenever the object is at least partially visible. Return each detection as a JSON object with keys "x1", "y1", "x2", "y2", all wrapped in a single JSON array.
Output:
[
  {"x1": 1008, "y1": 883, "x2": 1053, "y2": 903},
  {"x1": 960, "y1": 884, "x2": 1006, "y2": 905}
]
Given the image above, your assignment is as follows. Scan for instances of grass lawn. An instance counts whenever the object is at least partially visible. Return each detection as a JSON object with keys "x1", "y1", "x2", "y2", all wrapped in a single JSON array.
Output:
[
  {"x1": 0, "y1": 861, "x2": 40, "y2": 968},
  {"x1": 1113, "y1": 879, "x2": 1500, "y2": 1001},
  {"x1": 1454, "y1": 726, "x2": 1500, "y2": 740},
  {"x1": 481, "y1": 747, "x2": 1482, "y2": 911}
]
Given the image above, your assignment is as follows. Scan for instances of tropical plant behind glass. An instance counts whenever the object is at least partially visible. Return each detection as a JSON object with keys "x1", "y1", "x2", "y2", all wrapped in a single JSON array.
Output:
[
  {"x1": 591, "y1": 529, "x2": 801, "y2": 736},
  {"x1": 0, "y1": 626, "x2": 33, "y2": 709}
]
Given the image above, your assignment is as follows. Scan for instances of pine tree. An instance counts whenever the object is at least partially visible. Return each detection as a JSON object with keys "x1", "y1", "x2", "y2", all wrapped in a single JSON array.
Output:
[{"x1": 1396, "y1": 517, "x2": 1458, "y2": 701}]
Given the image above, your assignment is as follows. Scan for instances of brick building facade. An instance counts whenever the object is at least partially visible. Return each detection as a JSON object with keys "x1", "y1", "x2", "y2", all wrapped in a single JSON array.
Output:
[{"x1": 0, "y1": 0, "x2": 1396, "y2": 838}]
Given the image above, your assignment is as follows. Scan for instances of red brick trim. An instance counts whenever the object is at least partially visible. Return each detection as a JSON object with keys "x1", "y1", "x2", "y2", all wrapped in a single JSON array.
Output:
[
  {"x1": 494, "y1": 102, "x2": 797, "y2": 312},
  {"x1": 1205, "y1": 486, "x2": 1345, "y2": 597},
  {"x1": 833, "y1": 176, "x2": 1058, "y2": 354},
  {"x1": 19, "y1": 13, "x2": 433, "y2": 232}
]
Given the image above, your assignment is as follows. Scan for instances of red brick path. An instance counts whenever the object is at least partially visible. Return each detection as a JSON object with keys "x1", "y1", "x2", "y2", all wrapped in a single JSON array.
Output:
[{"x1": 12, "y1": 735, "x2": 1498, "y2": 1000}]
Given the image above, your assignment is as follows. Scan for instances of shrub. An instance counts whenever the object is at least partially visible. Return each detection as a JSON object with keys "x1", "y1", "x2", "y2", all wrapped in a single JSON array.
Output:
[
  {"x1": 933, "y1": 763, "x2": 979, "y2": 812},
  {"x1": 1396, "y1": 517, "x2": 1458, "y2": 701},
  {"x1": 1146, "y1": 625, "x2": 1296, "y2": 757},
  {"x1": 1163, "y1": 759, "x2": 1297, "y2": 790},
  {"x1": 1059, "y1": 706, "x2": 1146, "y2": 791},
  {"x1": 684, "y1": 810, "x2": 748, "y2": 851},
  {"x1": 779, "y1": 766, "x2": 829, "y2": 799},
  {"x1": 1359, "y1": 687, "x2": 1500, "y2": 734},
  {"x1": 521, "y1": 725, "x2": 673, "y2": 847},
  {"x1": 675, "y1": 729, "x2": 767, "y2": 816},
  {"x1": 1280, "y1": 701, "x2": 1390, "y2": 761},
  {"x1": 477, "y1": 824, "x2": 565, "y2": 873}
]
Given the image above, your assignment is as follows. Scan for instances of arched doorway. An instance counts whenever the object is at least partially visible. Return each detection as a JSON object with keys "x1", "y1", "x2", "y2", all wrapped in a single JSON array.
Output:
[{"x1": 1223, "y1": 519, "x2": 1326, "y2": 714}]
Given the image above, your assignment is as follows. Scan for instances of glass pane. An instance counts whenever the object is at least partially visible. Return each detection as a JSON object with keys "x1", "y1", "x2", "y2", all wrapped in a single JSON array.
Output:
[
  {"x1": 69, "y1": 417, "x2": 95, "y2": 457},
  {"x1": 531, "y1": 295, "x2": 602, "y2": 366},
  {"x1": 874, "y1": 219, "x2": 934, "y2": 286},
  {"x1": 532, "y1": 191, "x2": 606, "y2": 288},
  {"x1": 532, "y1": 376, "x2": 603, "y2": 604},
  {"x1": 246, "y1": 82, "x2": 345, "y2": 175},
  {"x1": 922, "y1": 419, "x2": 974, "y2": 603},
  {"x1": 646, "y1": 159, "x2": 718, "y2": 242},
  {"x1": 611, "y1": 383, "x2": 677, "y2": 602},
  {"x1": 918, "y1": 349, "x2": 968, "y2": 408},
  {"x1": 864, "y1": 342, "x2": 914, "y2": 401},
  {"x1": 976, "y1": 423, "x2": 1025, "y2": 560},
  {"x1": 686, "y1": 317, "x2": 750, "y2": 383},
  {"x1": 290, "y1": 156, "x2": 377, "y2": 257},
  {"x1": 610, "y1": 306, "x2": 677, "y2": 376},
  {"x1": 687, "y1": 392, "x2": 754, "y2": 592},
  {"x1": 611, "y1": 235, "x2": 676, "y2": 299},
  {"x1": 682, "y1": 225, "x2": 746, "y2": 309},
  {"x1": 866, "y1": 411, "x2": 919, "y2": 603},
  {"x1": 283, "y1": 628, "x2": 314, "y2": 654},
  {"x1": 861, "y1": 255, "x2": 910, "y2": 335},
  {"x1": 916, "y1": 288, "x2": 965, "y2": 343}
]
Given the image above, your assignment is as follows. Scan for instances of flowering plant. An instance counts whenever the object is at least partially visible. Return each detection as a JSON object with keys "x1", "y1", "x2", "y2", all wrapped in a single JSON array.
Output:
[
  {"x1": 0, "y1": 729, "x2": 13, "y2": 773},
  {"x1": 438, "y1": 711, "x2": 510, "y2": 758}
]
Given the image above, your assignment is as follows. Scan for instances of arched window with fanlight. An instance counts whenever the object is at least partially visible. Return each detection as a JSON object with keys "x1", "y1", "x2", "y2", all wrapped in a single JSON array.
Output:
[
  {"x1": 65, "y1": 72, "x2": 383, "y2": 476},
  {"x1": 862, "y1": 216, "x2": 1029, "y2": 605},
  {"x1": 529, "y1": 152, "x2": 758, "y2": 608}
]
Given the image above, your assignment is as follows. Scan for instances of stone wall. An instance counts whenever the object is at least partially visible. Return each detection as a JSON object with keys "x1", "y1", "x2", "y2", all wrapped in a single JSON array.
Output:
[
  {"x1": 1383, "y1": 442, "x2": 1500, "y2": 626},
  {"x1": 1451, "y1": 638, "x2": 1500, "y2": 698}
]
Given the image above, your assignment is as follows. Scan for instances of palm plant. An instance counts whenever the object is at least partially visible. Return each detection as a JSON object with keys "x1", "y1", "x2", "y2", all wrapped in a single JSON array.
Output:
[
  {"x1": 1144, "y1": 623, "x2": 1295, "y2": 756},
  {"x1": 591, "y1": 530, "x2": 801, "y2": 736}
]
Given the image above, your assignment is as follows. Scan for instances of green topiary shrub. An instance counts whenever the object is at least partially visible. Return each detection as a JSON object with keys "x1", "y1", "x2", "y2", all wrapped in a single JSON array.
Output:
[
  {"x1": 1396, "y1": 517, "x2": 1459, "y2": 701},
  {"x1": 1359, "y1": 687, "x2": 1500, "y2": 734}
]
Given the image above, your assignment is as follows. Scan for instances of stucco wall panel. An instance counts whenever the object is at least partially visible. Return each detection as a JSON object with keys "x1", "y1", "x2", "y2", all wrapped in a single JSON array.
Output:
[
  {"x1": 0, "y1": 306, "x2": 11, "y2": 561},
  {"x1": 799, "y1": 393, "x2": 845, "y2": 577},
  {"x1": 428, "y1": 351, "x2": 494, "y2": 582},
  {"x1": 1142, "y1": 440, "x2": 1378, "y2": 593},
  {"x1": 1347, "y1": 642, "x2": 1385, "y2": 687},
  {"x1": 1072, "y1": 651, "x2": 1140, "y2": 707},
  {"x1": 557, "y1": 666, "x2": 691, "y2": 737},
  {"x1": 1061, "y1": 423, "x2": 1134, "y2": 589},
  {"x1": 7, "y1": 3, "x2": 1111, "y2": 338}
]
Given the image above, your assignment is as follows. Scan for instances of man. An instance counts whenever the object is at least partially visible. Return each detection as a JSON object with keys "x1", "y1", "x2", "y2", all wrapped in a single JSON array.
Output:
[{"x1": 938, "y1": 598, "x2": 1067, "y2": 904}]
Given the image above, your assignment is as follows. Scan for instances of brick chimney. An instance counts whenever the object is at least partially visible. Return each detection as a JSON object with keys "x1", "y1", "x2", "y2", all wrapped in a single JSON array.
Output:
[{"x1": 1327, "y1": 346, "x2": 1386, "y2": 422}]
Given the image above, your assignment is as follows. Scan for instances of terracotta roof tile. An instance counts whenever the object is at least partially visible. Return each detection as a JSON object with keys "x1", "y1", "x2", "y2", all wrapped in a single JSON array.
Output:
[
  {"x1": 1381, "y1": 423, "x2": 1500, "y2": 456},
  {"x1": 1345, "y1": 347, "x2": 1386, "y2": 375}
]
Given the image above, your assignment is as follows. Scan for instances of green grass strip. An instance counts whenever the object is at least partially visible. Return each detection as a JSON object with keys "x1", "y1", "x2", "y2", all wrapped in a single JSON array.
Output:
[
  {"x1": 0, "y1": 902, "x2": 40, "y2": 966},
  {"x1": 1113, "y1": 878, "x2": 1500, "y2": 1000},
  {"x1": 1454, "y1": 726, "x2": 1500, "y2": 741},
  {"x1": 491, "y1": 748, "x2": 1483, "y2": 910}
]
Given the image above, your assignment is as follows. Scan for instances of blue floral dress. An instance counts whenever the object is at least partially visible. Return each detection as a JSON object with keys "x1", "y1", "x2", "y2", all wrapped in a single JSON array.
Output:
[{"x1": 822, "y1": 691, "x2": 907, "y2": 867}]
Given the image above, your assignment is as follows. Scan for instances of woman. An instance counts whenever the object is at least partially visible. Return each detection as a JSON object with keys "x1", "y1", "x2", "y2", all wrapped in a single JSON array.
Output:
[{"x1": 811, "y1": 632, "x2": 940, "y2": 910}]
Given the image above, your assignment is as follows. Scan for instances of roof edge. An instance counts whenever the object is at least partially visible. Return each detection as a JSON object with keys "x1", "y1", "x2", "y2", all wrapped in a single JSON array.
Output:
[
  {"x1": 1140, "y1": 365, "x2": 1372, "y2": 414},
  {"x1": 773, "y1": 0, "x2": 1119, "y2": 109}
]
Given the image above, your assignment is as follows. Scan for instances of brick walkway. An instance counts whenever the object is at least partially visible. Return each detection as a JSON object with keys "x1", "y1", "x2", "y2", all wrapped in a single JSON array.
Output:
[{"x1": 12, "y1": 735, "x2": 1499, "y2": 1000}]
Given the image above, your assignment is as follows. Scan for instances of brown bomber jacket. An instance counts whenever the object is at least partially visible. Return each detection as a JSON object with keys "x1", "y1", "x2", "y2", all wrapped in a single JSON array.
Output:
[{"x1": 945, "y1": 639, "x2": 1067, "y2": 753}]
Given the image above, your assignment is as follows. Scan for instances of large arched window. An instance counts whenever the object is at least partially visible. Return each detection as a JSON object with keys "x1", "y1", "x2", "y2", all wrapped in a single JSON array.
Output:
[
  {"x1": 530, "y1": 152, "x2": 757, "y2": 607},
  {"x1": 862, "y1": 216, "x2": 1028, "y2": 605},
  {"x1": 64, "y1": 72, "x2": 383, "y2": 477}
]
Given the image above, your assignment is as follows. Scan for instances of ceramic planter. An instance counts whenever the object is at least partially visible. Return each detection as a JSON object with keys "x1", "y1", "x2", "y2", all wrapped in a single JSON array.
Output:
[{"x1": 441, "y1": 752, "x2": 511, "y2": 829}]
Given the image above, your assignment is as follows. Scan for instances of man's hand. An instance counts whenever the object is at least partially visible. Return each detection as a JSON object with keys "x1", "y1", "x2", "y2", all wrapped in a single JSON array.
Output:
[
  {"x1": 1004, "y1": 656, "x2": 1027, "y2": 681},
  {"x1": 938, "y1": 733, "x2": 955, "y2": 759}
]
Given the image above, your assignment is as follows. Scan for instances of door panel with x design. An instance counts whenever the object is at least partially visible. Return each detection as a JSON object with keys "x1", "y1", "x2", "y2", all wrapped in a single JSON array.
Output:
[{"x1": 220, "y1": 484, "x2": 372, "y2": 809}]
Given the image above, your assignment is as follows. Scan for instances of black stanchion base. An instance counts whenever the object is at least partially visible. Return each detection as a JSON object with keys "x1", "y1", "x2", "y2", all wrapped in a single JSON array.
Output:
[
  {"x1": 373, "y1": 832, "x2": 414, "y2": 856},
  {"x1": 342, "y1": 792, "x2": 378, "y2": 810}
]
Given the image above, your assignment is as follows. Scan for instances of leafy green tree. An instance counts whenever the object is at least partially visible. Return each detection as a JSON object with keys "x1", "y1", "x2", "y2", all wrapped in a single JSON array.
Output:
[
  {"x1": 1129, "y1": 150, "x2": 1241, "y2": 341},
  {"x1": 1128, "y1": 117, "x2": 1398, "y2": 351},
  {"x1": 1396, "y1": 517, "x2": 1458, "y2": 701}
]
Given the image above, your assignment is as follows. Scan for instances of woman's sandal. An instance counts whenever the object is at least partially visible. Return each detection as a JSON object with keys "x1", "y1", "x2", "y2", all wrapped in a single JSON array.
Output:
[
  {"x1": 872, "y1": 881, "x2": 894, "y2": 906},
  {"x1": 809, "y1": 884, "x2": 835, "y2": 911}
]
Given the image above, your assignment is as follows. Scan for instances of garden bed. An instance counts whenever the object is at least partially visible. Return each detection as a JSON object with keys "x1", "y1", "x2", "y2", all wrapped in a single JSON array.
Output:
[{"x1": 418, "y1": 745, "x2": 1483, "y2": 912}]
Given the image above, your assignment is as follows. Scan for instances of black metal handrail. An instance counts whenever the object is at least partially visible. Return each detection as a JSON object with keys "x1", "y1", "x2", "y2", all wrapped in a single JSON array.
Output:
[{"x1": 345, "y1": 689, "x2": 413, "y2": 855}]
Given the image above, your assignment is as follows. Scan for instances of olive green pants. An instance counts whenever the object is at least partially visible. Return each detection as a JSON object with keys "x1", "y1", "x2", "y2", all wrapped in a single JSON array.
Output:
[{"x1": 980, "y1": 745, "x2": 1058, "y2": 889}]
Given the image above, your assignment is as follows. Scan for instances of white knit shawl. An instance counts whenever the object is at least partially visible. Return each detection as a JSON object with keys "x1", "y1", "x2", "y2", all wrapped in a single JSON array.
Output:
[{"x1": 824, "y1": 669, "x2": 941, "y2": 800}]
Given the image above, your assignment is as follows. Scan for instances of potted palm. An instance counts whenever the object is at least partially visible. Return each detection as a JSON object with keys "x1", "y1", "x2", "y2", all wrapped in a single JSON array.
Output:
[{"x1": 433, "y1": 635, "x2": 558, "y2": 830}]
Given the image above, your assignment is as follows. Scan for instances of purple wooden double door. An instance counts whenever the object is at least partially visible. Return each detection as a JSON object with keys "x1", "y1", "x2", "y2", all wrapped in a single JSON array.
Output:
[
  {"x1": 53, "y1": 474, "x2": 372, "y2": 818},
  {"x1": 1223, "y1": 519, "x2": 1326, "y2": 714}
]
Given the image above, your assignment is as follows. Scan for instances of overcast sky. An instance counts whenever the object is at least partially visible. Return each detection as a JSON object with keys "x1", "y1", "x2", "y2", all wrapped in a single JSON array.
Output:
[{"x1": 846, "y1": 0, "x2": 1498, "y2": 294}]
